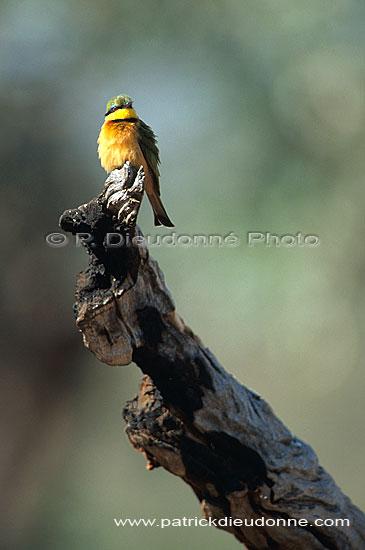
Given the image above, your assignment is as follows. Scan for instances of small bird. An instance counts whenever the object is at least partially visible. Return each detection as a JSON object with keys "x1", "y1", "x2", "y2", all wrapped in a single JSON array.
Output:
[{"x1": 97, "y1": 94, "x2": 174, "y2": 227}]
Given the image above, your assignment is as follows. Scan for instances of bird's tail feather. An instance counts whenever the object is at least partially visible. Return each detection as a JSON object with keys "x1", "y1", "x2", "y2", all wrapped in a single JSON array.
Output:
[{"x1": 147, "y1": 193, "x2": 174, "y2": 227}]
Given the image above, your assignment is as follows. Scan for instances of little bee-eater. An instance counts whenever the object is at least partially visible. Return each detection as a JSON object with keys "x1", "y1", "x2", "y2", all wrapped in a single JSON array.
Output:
[{"x1": 97, "y1": 94, "x2": 174, "y2": 227}]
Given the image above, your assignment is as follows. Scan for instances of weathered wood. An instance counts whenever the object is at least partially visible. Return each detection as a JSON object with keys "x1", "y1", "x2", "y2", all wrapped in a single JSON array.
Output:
[{"x1": 60, "y1": 163, "x2": 365, "y2": 550}]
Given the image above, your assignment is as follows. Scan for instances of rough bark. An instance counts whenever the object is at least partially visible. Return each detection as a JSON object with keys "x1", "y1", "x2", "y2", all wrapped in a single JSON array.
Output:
[{"x1": 59, "y1": 163, "x2": 365, "y2": 550}]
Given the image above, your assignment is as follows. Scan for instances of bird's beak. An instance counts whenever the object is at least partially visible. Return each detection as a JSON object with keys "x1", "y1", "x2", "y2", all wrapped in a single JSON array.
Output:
[{"x1": 125, "y1": 101, "x2": 133, "y2": 108}]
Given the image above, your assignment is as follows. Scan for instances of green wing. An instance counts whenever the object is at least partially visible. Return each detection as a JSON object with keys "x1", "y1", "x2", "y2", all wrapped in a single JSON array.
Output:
[{"x1": 138, "y1": 119, "x2": 161, "y2": 194}]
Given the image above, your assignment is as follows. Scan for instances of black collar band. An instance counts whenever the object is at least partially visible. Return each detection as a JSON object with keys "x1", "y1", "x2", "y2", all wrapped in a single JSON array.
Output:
[{"x1": 109, "y1": 117, "x2": 138, "y2": 123}]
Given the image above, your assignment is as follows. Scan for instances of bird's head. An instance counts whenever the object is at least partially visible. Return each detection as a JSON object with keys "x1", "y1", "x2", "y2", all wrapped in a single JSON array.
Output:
[{"x1": 104, "y1": 94, "x2": 138, "y2": 122}]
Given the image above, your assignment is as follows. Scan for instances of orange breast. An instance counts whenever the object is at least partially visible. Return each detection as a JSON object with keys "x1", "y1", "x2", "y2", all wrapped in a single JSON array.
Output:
[{"x1": 97, "y1": 121, "x2": 153, "y2": 193}]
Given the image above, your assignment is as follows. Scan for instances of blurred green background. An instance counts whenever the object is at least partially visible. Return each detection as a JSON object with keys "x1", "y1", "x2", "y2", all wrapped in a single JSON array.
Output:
[{"x1": 1, "y1": 1, "x2": 364, "y2": 548}]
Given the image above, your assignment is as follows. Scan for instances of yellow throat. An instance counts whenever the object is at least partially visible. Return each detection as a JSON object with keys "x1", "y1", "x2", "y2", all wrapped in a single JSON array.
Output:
[{"x1": 104, "y1": 108, "x2": 138, "y2": 123}]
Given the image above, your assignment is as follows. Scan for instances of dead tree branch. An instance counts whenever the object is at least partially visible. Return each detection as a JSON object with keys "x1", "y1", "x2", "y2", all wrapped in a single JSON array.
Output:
[{"x1": 59, "y1": 163, "x2": 365, "y2": 550}]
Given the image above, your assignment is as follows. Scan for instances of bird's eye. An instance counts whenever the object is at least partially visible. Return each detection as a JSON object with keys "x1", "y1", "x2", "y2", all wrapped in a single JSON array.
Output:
[{"x1": 105, "y1": 104, "x2": 119, "y2": 116}]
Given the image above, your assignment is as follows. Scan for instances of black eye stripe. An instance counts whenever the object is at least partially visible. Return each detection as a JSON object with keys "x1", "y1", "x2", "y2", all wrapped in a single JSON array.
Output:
[{"x1": 105, "y1": 105, "x2": 121, "y2": 116}]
